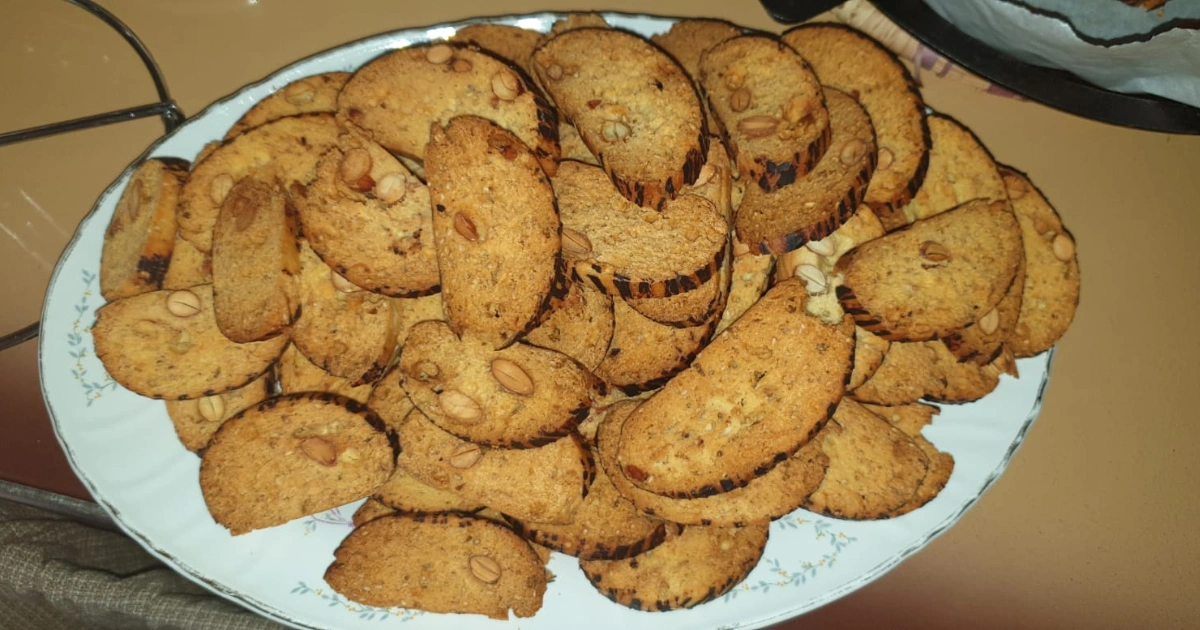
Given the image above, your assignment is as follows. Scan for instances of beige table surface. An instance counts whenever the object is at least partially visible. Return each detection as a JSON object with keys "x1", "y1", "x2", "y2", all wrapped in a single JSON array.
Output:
[{"x1": 2, "y1": 0, "x2": 1198, "y2": 628}]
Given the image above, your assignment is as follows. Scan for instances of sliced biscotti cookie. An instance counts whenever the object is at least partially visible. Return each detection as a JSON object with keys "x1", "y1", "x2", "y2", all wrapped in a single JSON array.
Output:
[
  {"x1": 452, "y1": 23, "x2": 542, "y2": 78},
  {"x1": 365, "y1": 364, "x2": 413, "y2": 434},
  {"x1": 836, "y1": 199, "x2": 1022, "y2": 341},
  {"x1": 781, "y1": 23, "x2": 931, "y2": 226},
  {"x1": 200, "y1": 392, "x2": 395, "y2": 535},
  {"x1": 698, "y1": 35, "x2": 831, "y2": 193},
  {"x1": 162, "y1": 235, "x2": 211, "y2": 290},
  {"x1": 580, "y1": 523, "x2": 768, "y2": 611},
  {"x1": 849, "y1": 326, "x2": 891, "y2": 391},
  {"x1": 396, "y1": 410, "x2": 594, "y2": 524},
  {"x1": 101, "y1": 157, "x2": 188, "y2": 300},
  {"x1": 928, "y1": 340, "x2": 1010, "y2": 404},
  {"x1": 507, "y1": 454, "x2": 673, "y2": 561},
  {"x1": 850, "y1": 340, "x2": 940, "y2": 406},
  {"x1": 426, "y1": 116, "x2": 566, "y2": 349},
  {"x1": 398, "y1": 320, "x2": 596, "y2": 448},
  {"x1": 895, "y1": 113, "x2": 1006, "y2": 228},
  {"x1": 651, "y1": 19, "x2": 743, "y2": 136},
  {"x1": 292, "y1": 133, "x2": 439, "y2": 297},
  {"x1": 803, "y1": 398, "x2": 929, "y2": 520},
  {"x1": 557, "y1": 121, "x2": 599, "y2": 165},
  {"x1": 289, "y1": 240, "x2": 398, "y2": 386},
  {"x1": 598, "y1": 400, "x2": 828, "y2": 526},
  {"x1": 860, "y1": 402, "x2": 955, "y2": 516},
  {"x1": 93, "y1": 285, "x2": 286, "y2": 400},
  {"x1": 735, "y1": 87, "x2": 876, "y2": 255},
  {"x1": 225, "y1": 72, "x2": 351, "y2": 139},
  {"x1": 277, "y1": 343, "x2": 374, "y2": 403},
  {"x1": 325, "y1": 513, "x2": 546, "y2": 619},
  {"x1": 164, "y1": 373, "x2": 271, "y2": 453},
  {"x1": 338, "y1": 42, "x2": 559, "y2": 175},
  {"x1": 525, "y1": 280, "x2": 615, "y2": 372},
  {"x1": 594, "y1": 296, "x2": 717, "y2": 397},
  {"x1": 715, "y1": 243, "x2": 775, "y2": 335},
  {"x1": 374, "y1": 464, "x2": 484, "y2": 515},
  {"x1": 942, "y1": 254, "x2": 1025, "y2": 365},
  {"x1": 553, "y1": 161, "x2": 728, "y2": 299},
  {"x1": 177, "y1": 114, "x2": 341, "y2": 253},
  {"x1": 616, "y1": 278, "x2": 854, "y2": 499},
  {"x1": 210, "y1": 175, "x2": 301, "y2": 343},
  {"x1": 533, "y1": 28, "x2": 707, "y2": 209},
  {"x1": 1000, "y1": 166, "x2": 1081, "y2": 357}
]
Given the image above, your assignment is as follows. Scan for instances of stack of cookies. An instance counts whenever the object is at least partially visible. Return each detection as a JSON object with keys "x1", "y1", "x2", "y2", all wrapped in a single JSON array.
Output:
[{"x1": 92, "y1": 12, "x2": 1080, "y2": 620}]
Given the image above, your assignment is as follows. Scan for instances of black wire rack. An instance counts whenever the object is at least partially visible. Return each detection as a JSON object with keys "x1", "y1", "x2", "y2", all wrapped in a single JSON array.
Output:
[{"x1": 0, "y1": 0, "x2": 183, "y2": 353}]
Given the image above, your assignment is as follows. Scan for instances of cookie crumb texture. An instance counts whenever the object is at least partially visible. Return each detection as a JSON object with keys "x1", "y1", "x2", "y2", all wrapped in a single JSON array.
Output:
[{"x1": 324, "y1": 513, "x2": 547, "y2": 619}]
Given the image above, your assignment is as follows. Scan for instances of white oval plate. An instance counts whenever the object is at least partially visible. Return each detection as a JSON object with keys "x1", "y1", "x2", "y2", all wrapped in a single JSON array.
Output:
[{"x1": 39, "y1": 12, "x2": 1053, "y2": 630}]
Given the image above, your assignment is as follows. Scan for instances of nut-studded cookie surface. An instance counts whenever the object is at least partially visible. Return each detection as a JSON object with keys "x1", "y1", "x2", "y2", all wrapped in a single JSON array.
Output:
[
  {"x1": 226, "y1": 72, "x2": 351, "y2": 139},
  {"x1": 100, "y1": 157, "x2": 187, "y2": 301},
  {"x1": 398, "y1": 320, "x2": 595, "y2": 449},
  {"x1": 325, "y1": 512, "x2": 547, "y2": 619},
  {"x1": 337, "y1": 42, "x2": 559, "y2": 175},
  {"x1": 425, "y1": 116, "x2": 566, "y2": 349},
  {"x1": 699, "y1": 35, "x2": 831, "y2": 193},
  {"x1": 93, "y1": 285, "x2": 286, "y2": 400},
  {"x1": 164, "y1": 374, "x2": 271, "y2": 453},
  {"x1": 200, "y1": 392, "x2": 395, "y2": 535},
  {"x1": 533, "y1": 28, "x2": 708, "y2": 209}
]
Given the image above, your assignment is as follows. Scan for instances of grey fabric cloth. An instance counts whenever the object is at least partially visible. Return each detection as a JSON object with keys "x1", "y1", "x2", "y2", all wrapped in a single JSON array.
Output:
[{"x1": 0, "y1": 498, "x2": 284, "y2": 630}]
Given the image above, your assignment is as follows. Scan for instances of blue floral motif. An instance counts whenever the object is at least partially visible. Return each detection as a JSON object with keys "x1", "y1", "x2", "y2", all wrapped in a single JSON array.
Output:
[
  {"x1": 723, "y1": 515, "x2": 858, "y2": 601},
  {"x1": 302, "y1": 506, "x2": 355, "y2": 535},
  {"x1": 74, "y1": 269, "x2": 117, "y2": 406},
  {"x1": 291, "y1": 581, "x2": 424, "y2": 622}
]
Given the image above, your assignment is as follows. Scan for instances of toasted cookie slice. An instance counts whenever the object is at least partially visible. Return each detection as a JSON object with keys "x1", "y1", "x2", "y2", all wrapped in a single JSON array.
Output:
[
  {"x1": 598, "y1": 400, "x2": 829, "y2": 526},
  {"x1": 210, "y1": 176, "x2": 301, "y2": 342},
  {"x1": 293, "y1": 134, "x2": 439, "y2": 297},
  {"x1": 507, "y1": 454, "x2": 672, "y2": 560},
  {"x1": 289, "y1": 241, "x2": 398, "y2": 386},
  {"x1": 375, "y1": 463, "x2": 484, "y2": 515},
  {"x1": 226, "y1": 72, "x2": 351, "y2": 139},
  {"x1": 616, "y1": 278, "x2": 853, "y2": 499},
  {"x1": 101, "y1": 158, "x2": 188, "y2": 301},
  {"x1": 533, "y1": 28, "x2": 708, "y2": 209},
  {"x1": 200, "y1": 392, "x2": 395, "y2": 535},
  {"x1": 398, "y1": 320, "x2": 595, "y2": 448},
  {"x1": 525, "y1": 280, "x2": 615, "y2": 372},
  {"x1": 338, "y1": 42, "x2": 559, "y2": 175},
  {"x1": 277, "y1": 343, "x2": 374, "y2": 403},
  {"x1": 452, "y1": 23, "x2": 542, "y2": 78},
  {"x1": 804, "y1": 399, "x2": 929, "y2": 519},
  {"x1": 651, "y1": 19, "x2": 743, "y2": 136},
  {"x1": 351, "y1": 498, "x2": 396, "y2": 526},
  {"x1": 698, "y1": 35, "x2": 831, "y2": 193},
  {"x1": 850, "y1": 340, "x2": 940, "y2": 406},
  {"x1": 162, "y1": 235, "x2": 211, "y2": 290},
  {"x1": 1000, "y1": 166, "x2": 1081, "y2": 357},
  {"x1": 735, "y1": 87, "x2": 876, "y2": 255},
  {"x1": 781, "y1": 23, "x2": 931, "y2": 224},
  {"x1": 580, "y1": 523, "x2": 768, "y2": 611},
  {"x1": 93, "y1": 285, "x2": 286, "y2": 400},
  {"x1": 942, "y1": 255, "x2": 1025, "y2": 365},
  {"x1": 391, "y1": 292, "x2": 445, "y2": 348},
  {"x1": 861, "y1": 402, "x2": 954, "y2": 516},
  {"x1": 849, "y1": 326, "x2": 891, "y2": 391},
  {"x1": 366, "y1": 365, "x2": 414, "y2": 433},
  {"x1": 896, "y1": 113, "x2": 1006, "y2": 228},
  {"x1": 594, "y1": 295, "x2": 717, "y2": 397},
  {"x1": 325, "y1": 513, "x2": 546, "y2": 619},
  {"x1": 553, "y1": 161, "x2": 728, "y2": 300},
  {"x1": 836, "y1": 199, "x2": 1022, "y2": 341},
  {"x1": 177, "y1": 114, "x2": 341, "y2": 253},
  {"x1": 928, "y1": 340, "x2": 1009, "y2": 404},
  {"x1": 557, "y1": 121, "x2": 599, "y2": 165},
  {"x1": 396, "y1": 411, "x2": 594, "y2": 524},
  {"x1": 426, "y1": 116, "x2": 566, "y2": 349},
  {"x1": 165, "y1": 373, "x2": 271, "y2": 453}
]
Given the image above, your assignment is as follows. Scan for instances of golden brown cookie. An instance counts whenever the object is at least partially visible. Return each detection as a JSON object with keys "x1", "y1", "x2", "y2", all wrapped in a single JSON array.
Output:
[
  {"x1": 593, "y1": 294, "x2": 717, "y2": 397},
  {"x1": 100, "y1": 157, "x2": 187, "y2": 301},
  {"x1": 225, "y1": 72, "x2": 351, "y2": 139},
  {"x1": 895, "y1": 113, "x2": 1006, "y2": 228},
  {"x1": 525, "y1": 280, "x2": 615, "y2": 372},
  {"x1": 164, "y1": 373, "x2": 271, "y2": 453},
  {"x1": 277, "y1": 343, "x2": 374, "y2": 403}
]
